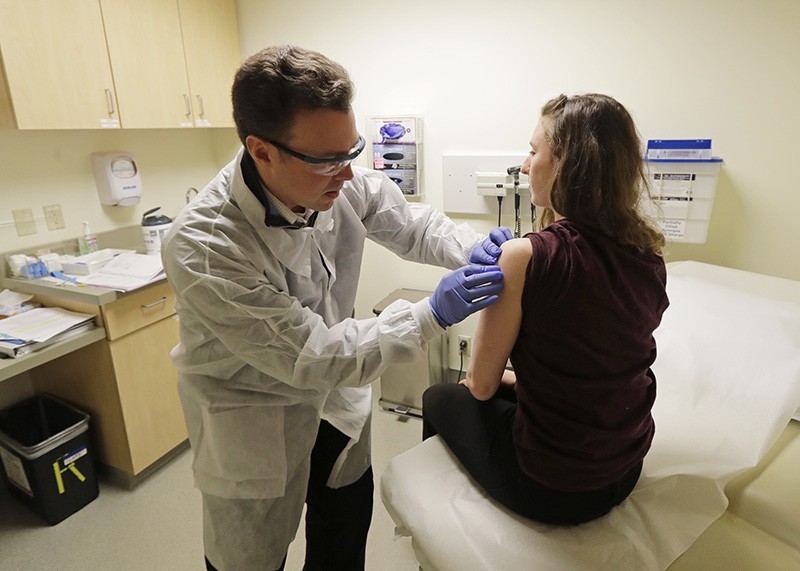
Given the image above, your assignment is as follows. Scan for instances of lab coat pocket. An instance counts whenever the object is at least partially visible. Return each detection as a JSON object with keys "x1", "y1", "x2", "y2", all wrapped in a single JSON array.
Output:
[{"x1": 194, "y1": 406, "x2": 287, "y2": 499}]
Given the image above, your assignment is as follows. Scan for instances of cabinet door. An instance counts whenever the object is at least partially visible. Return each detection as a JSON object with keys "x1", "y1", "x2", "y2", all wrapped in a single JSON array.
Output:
[
  {"x1": 110, "y1": 315, "x2": 187, "y2": 474},
  {"x1": 30, "y1": 340, "x2": 134, "y2": 474},
  {"x1": 0, "y1": 0, "x2": 119, "y2": 129},
  {"x1": 177, "y1": 0, "x2": 241, "y2": 127},
  {"x1": 100, "y1": 0, "x2": 193, "y2": 128}
]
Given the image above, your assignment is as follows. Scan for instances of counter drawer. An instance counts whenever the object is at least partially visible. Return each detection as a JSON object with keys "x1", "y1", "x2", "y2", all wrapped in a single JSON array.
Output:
[{"x1": 101, "y1": 281, "x2": 176, "y2": 340}]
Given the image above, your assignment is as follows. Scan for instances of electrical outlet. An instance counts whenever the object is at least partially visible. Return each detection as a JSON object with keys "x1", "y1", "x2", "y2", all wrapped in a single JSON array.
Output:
[
  {"x1": 43, "y1": 204, "x2": 65, "y2": 230},
  {"x1": 458, "y1": 335, "x2": 471, "y2": 356},
  {"x1": 12, "y1": 208, "x2": 37, "y2": 236}
]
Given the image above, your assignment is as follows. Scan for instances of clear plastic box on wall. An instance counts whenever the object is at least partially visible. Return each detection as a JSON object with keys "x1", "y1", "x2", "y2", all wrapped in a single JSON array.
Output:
[
  {"x1": 643, "y1": 139, "x2": 723, "y2": 243},
  {"x1": 370, "y1": 115, "x2": 422, "y2": 197}
]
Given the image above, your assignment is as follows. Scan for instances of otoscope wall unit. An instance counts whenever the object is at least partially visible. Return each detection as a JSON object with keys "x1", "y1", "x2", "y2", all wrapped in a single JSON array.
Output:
[
  {"x1": 442, "y1": 154, "x2": 530, "y2": 215},
  {"x1": 644, "y1": 140, "x2": 723, "y2": 244}
]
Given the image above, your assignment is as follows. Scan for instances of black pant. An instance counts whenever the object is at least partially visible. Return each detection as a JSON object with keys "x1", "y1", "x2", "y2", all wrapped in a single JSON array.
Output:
[
  {"x1": 422, "y1": 383, "x2": 642, "y2": 525},
  {"x1": 205, "y1": 420, "x2": 373, "y2": 571},
  {"x1": 304, "y1": 420, "x2": 374, "y2": 570}
]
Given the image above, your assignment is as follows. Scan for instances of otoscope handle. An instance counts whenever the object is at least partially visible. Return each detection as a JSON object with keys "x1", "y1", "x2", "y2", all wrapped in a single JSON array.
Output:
[{"x1": 509, "y1": 164, "x2": 523, "y2": 237}]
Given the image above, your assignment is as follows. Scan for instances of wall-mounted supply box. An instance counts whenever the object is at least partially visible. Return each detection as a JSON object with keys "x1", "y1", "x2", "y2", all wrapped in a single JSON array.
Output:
[
  {"x1": 91, "y1": 152, "x2": 142, "y2": 207},
  {"x1": 370, "y1": 116, "x2": 422, "y2": 197},
  {"x1": 643, "y1": 139, "x2": 722, "y2": 244},
  {"x1": 644, "y1": 158, "x2": 723, "y2": 244}
]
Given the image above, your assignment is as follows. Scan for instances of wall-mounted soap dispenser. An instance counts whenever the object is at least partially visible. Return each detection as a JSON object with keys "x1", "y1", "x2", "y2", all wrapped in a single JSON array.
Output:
[{"x1": 91, "y1": 152, "x2": 142, "y2": 206}]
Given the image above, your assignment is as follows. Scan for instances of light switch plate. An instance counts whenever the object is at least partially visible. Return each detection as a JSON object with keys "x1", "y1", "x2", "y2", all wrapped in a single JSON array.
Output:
[{"x1": 12, "y1": 208, "x2": 37, "y2": 236}]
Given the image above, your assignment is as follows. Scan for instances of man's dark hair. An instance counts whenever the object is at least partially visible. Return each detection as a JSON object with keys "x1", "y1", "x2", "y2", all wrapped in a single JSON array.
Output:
[{"x1": 231, "y1": 45, "x2": 354, "y2": 145}]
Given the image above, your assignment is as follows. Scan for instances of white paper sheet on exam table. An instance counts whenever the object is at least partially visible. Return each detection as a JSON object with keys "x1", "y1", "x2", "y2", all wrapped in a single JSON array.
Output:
[{"x1": 381, "y1": 261, "x2": 800, "y2": 571}]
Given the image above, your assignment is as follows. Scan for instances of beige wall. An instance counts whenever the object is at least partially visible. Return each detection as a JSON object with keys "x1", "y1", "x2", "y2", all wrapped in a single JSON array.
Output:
[
  {"x1": 236, "y1": 0, "x2": 800, "y2": 322},
  {"x1": 0, "y1": 126, "x2": 239, "y2": 406},
  {"x1": 0, "y1": 128, "x2": 239, "y2": 255},
  {"x1": 0, "y1": 1, "x2": 797, "y2": 366}
]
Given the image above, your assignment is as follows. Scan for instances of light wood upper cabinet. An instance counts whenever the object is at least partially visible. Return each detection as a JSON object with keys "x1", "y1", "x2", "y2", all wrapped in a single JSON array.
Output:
[
  {"x1": 100, "y1": 0, "x2": 241, "y2": 128},
  {"x1": 0, "y1": 0, "x2": 240, "y2": 130},
  {"x1": 177, "y1": 0, "x2": 241, "y2": 128},
  {"x1": 0, "y1": 0, "x2": 120, "y2": 130},
  {"x1": 99, "y1": 0, "x2": 193, "y2": 129}
]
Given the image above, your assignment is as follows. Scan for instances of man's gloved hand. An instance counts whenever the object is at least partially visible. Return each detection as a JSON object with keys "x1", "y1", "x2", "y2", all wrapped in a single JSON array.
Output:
[
  {"x1": 469, "y1": 227, "x2": 514, "y2": 265},
  {"x1": 429, "y1": 264, "x2": 504, "y2": 328}
]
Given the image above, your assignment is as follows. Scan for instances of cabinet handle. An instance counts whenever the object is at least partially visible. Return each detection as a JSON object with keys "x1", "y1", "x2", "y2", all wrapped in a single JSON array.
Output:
[
  {"x1": 196, "y1": 94, "x2": 205, "y2": 118},
  {"x1": 141, "y1": 297, "x2": 168, "y2": 309},
  {"x1": 183, "y1": 93, "x2": 192, "y2": 118},
  {"x1": 105, "y1": 89, "x2": 115, "y2": 115}
]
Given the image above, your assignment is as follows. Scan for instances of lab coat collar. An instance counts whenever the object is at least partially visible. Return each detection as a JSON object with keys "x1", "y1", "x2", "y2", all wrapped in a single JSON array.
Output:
[
  {"x1": 230, "y1": 148, "x2": 335, "y2": 277},
  {"x1": 240, "y1": 149, "x2": 320, "y2": 229}
]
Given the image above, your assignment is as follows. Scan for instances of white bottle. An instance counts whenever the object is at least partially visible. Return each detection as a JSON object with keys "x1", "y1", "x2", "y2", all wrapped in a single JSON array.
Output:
[
  {"x1": 141, "y1": 207, "x2": 172, "y2": 255},
  {"x1": 78, "y1": 221, "x2": 98, "y2": 255}
]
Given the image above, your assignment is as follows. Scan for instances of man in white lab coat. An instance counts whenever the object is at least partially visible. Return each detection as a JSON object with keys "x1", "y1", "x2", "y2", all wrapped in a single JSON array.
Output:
[{"x1": 161, "y1": 45, "x2": 509, "y2": 571}]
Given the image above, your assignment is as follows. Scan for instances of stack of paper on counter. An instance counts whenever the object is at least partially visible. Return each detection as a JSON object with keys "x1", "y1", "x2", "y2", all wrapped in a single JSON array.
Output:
[
  {"x1": 75, "y1": 251, "x2": 165, "y2": 292},
  {"x1": 0, "y1": 307, "x2": 96, "y2": 358},
  {"x1": 0, "y1": 289, "x2": 37, "y2": 317}
]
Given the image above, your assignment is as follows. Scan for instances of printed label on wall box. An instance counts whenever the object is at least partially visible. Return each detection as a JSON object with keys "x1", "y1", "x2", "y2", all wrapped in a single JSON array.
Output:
[
  {"x1": 652, "y1": 172, "x2": 694, "y2": 199},
  {"x1": 0, "y1": 446, "x2": 33, "y2": 497},
  {"x1": 659, "y1": 219, "x2": 686, "y2": 240},
  {"x1": 646, "y1": 139, "x2": 712, "y2": 160},
  {"x1": 654, "y1": 173, "x2": 696, "y2": 182}
]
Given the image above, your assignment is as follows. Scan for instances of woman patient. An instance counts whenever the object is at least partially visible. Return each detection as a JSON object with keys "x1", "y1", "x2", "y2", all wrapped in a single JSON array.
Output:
[{"x1": 422, "y1": 93, "x2": 669, "y2": 525}]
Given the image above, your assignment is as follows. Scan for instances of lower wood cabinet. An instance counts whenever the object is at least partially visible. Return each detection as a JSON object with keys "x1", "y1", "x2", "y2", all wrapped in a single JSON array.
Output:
[{"x1": 30, "y1": 282, "x2": 187, "y2": 478}]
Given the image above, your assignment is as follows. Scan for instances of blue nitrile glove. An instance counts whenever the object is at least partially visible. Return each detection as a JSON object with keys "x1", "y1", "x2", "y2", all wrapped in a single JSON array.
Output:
[
  {"x1": 469, "y1": 227, "x2": 514, "y2": 265},
  {"x1": 429, "y1": 264, "x2": 504, "y2": 328}
]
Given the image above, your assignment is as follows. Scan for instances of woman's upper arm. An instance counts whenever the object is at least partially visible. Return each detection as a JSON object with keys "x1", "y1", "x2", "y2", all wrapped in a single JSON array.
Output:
[{"x1": 464, "y1": 237, "x2": 531, "y2": 400}]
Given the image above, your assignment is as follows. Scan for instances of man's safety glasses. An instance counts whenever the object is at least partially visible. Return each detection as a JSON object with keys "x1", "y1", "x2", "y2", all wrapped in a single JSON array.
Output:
[{"x1": 268, "y1": 135, "x2": 366, "y2": 176}]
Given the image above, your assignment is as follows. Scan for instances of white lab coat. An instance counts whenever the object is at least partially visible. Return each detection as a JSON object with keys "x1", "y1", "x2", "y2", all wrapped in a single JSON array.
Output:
[{"x1": 162, "y1": 148, "x2": 480, "y2": 558}]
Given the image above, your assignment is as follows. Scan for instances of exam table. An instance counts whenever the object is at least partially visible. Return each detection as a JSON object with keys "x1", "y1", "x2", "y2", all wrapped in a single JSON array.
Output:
[{"x1": 380, "y1": 261, "x2": 800, "y2": 570}]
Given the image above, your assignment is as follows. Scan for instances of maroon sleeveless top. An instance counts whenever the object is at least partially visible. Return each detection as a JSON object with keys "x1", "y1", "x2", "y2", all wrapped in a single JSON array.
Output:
[{"x1": 511, "y1": 220, "x2": 668, "y2": 492}]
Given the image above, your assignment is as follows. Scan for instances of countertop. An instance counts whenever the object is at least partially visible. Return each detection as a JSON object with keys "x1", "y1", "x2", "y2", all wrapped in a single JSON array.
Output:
[
  {"x1": 0, "y1": 225, "x2": 166, "y2": 381},
  {"x1": 1, "y1": 224, "x2": 162, "y2": 306}
]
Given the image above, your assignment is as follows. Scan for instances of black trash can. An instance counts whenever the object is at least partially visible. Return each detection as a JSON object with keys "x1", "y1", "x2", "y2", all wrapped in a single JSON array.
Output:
[{"x1": 0, "y1": 394, "x2": 99, "y2": 525}]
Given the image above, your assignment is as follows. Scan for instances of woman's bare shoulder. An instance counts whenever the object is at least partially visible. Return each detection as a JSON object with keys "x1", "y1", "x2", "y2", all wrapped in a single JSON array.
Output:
[{"x1": 499, "y1": 237, "x2": 533, "y2": 261}]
